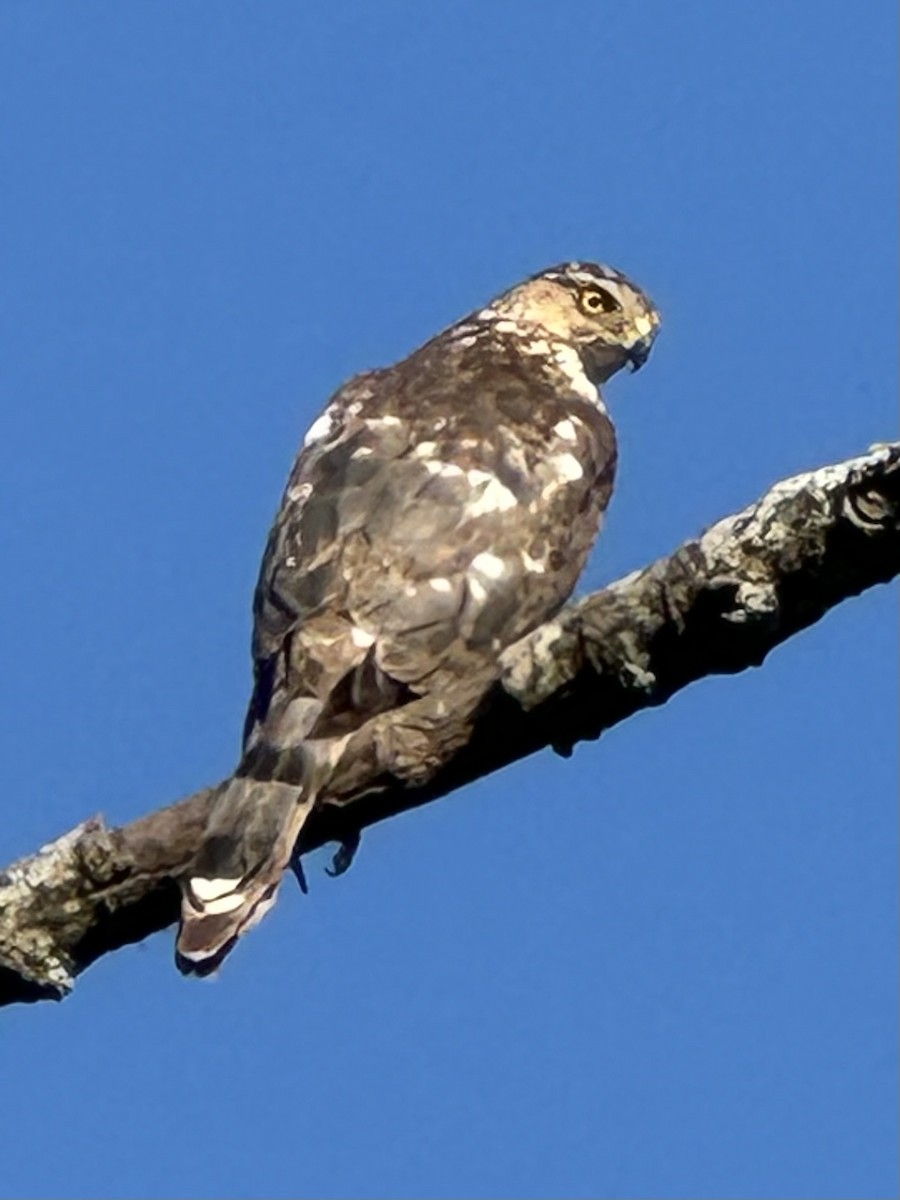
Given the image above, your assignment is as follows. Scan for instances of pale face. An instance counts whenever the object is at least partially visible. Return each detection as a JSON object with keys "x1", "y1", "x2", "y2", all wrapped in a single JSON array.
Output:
[{"x1": 490, "y1": 261, "x2": 661, "y2": 383}]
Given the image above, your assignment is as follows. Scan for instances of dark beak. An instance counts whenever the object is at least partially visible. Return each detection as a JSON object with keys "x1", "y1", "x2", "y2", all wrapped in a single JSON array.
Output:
[{"x1": 627, "y1": 337, "x2": 654, "y2": 372}]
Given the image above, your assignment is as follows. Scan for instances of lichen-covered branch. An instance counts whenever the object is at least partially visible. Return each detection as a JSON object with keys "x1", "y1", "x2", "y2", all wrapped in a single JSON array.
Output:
[{"x1": 2, "y1": 443, "x2": 898, "y2": 1007}]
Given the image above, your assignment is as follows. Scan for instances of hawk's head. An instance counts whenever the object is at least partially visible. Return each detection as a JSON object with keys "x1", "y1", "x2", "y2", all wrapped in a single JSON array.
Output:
[{"x1": 489, "y1": 261, "x2": 660, "y2": 384}]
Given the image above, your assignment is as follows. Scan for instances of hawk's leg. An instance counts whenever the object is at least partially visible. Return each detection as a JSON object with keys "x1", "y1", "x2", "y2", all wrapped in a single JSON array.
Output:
[
  {"x1": 325, "y1": 830, "x2": 361, "y2": 878},
  {"x1": 289, "y1": 850, "x2": 309, "y2": 895}
]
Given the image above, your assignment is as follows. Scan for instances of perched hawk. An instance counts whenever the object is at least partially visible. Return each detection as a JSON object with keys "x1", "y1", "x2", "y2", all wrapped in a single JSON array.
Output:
[{"x1": 176, "y1": 261, "x2": 660, "y2": 974}]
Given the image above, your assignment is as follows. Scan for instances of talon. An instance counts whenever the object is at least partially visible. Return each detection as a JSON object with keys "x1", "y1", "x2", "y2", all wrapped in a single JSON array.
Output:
[
  {"x1": 325, "y1": 831, "x2": 361, "y2": 878},
  {"x1": 289, "y1": 852, "x2": 309, "y2": 895}
]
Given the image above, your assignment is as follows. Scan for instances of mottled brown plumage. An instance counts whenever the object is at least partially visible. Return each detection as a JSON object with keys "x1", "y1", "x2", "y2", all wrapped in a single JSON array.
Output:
[{"x1": 176, "y1": 261, "x2": 660, "y2": 974}]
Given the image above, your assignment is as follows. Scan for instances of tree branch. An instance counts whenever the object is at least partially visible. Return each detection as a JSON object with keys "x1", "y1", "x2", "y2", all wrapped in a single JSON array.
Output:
[{"x1": 2, "y1": 443, "x2": 898, "y2": 1007}]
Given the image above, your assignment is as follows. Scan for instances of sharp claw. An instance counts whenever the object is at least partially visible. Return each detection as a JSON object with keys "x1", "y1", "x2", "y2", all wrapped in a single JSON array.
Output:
[{"x1": 325, "y1": 832, "x2": 361, "y2": 878}]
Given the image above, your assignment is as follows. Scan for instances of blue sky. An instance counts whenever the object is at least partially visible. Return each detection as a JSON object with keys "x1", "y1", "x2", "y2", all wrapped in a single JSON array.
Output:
[{"x1": 0, "y1": 3, "x2": 896, "y2": 1198}]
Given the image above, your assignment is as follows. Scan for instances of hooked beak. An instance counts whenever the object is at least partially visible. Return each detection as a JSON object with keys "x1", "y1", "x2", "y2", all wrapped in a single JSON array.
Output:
[{"x1": 626, "y1": 336, "x2": 655, "y2": 372}]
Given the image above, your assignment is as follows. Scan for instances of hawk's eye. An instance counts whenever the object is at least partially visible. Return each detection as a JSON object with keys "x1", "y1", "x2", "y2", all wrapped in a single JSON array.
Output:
[{"x1": 580, "y1": 286, "x2": 621, "y2": 314}]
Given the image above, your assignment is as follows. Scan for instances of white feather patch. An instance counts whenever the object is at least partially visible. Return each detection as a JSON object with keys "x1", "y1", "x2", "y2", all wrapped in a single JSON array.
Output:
[
  {"x1": 191, "y1": 876, "x2": 243, "y2": 901},
  {"x1": 553, "y1": 453, "x2": 584, "y2": 483},
  {"x1": 424, "y1": 460, "x2": 465, "y2": 478},
  {"x1": 468, "y1": 578, "x2": 488, "y2": 603},
  {"x1": 303, "y1": 410, "x2": 334, "y2": 447},
  {"x1": 196, "y1": 892, "x2": 247, "y2": 916},
  {"x1": 466, "y1": 473, "x2": 517, "y2": 517},
  {"x1": 521, "y1": 337, "x2": 551, "y2": 357},
  {"x1": 552, "y1": 344, "x2": 601, "y2": 406},
  {"x1": 633, "y1": 314, "x2": 653, "y2": 338},
  {"x1": 471, "y1": 552, "x2": 507, "y2": 579},
  {"x1": 287, "y1": 482, "x2": 312, "y2": 504},
  {"x1": 175, "y1": 946, "x2": 216, "y2": 964}
]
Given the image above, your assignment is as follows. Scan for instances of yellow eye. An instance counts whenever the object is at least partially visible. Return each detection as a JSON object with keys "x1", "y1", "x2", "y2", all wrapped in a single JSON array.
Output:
[{"x1": 580, "y1": 286, "x2": 621, "y2": 314}]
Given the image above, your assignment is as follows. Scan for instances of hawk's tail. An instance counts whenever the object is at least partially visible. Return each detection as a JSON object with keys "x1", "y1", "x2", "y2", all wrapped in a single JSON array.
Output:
[{"x1": 175, "y1": 776, "x2": 314, "y2": 977}]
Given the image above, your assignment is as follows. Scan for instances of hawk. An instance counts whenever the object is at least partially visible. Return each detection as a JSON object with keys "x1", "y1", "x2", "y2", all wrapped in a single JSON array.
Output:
[{"x1": 176, "y1": 261, "x2": 660, "y2": 974}]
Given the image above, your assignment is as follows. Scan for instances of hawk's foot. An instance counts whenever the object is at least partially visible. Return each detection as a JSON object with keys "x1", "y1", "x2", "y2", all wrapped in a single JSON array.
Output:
[{"x1": 325, "y1": 831, "x2": 361, "y2": 878}]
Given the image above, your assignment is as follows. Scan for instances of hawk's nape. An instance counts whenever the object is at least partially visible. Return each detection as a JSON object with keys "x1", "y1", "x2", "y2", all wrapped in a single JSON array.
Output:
[{"x1": 176, "y1": 261, "x2": 660, "y2": 975}]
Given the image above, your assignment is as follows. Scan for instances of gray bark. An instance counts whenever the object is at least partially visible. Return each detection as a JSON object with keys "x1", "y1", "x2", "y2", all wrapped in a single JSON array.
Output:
[{"x1": 2, "y1": 442, "x2": 898, "y2": 1007}]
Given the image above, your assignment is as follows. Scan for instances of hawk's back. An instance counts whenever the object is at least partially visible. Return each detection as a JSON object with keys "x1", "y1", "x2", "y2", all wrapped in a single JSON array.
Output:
[{"x1": 244, "y1": 314, "x2": 618, "y2": 756}]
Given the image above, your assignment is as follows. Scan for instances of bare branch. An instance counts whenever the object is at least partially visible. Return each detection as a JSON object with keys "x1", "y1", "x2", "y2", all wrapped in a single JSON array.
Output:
[{"x1": 2, "y1": 443, "x2": 897, "y2": 1007}]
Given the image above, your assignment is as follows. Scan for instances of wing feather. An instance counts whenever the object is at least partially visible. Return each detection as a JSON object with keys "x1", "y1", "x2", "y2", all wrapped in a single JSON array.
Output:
[{"x1": 242, "y1": 328, "x2": 616, "y2": 755}]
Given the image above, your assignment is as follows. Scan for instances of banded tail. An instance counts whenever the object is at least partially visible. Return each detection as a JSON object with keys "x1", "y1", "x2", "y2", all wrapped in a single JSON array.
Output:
[{"x1": 176, "y1": 776, "x2": 315, "y2": 976}]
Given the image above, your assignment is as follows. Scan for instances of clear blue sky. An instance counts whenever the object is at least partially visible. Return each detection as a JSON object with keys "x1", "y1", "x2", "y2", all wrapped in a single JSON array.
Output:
[{"x1": 1, "y1": 4, "x2": 896, "y2": 1198}]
